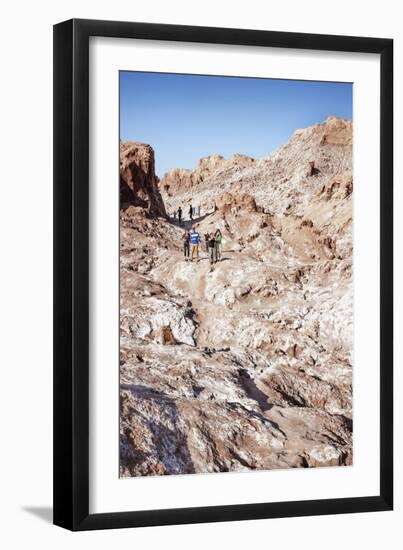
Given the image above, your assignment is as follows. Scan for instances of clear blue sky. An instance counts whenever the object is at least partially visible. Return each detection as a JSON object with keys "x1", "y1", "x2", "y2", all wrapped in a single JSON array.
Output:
[{"x1": 120, "y1": 71, "x2": 352, "y2": 177}]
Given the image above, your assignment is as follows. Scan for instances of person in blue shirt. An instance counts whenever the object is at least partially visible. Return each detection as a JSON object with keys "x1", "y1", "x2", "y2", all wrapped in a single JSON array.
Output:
[{"x1": 190, "y1": 226, "x2": 200, "y2": 262}]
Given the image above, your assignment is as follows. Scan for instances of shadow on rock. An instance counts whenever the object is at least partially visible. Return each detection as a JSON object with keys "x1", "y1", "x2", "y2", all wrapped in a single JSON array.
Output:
[
  {"x1": 238, "y1": 369, "x2": 273, "y2": 412},
  {"x1": 169, "y1": 211, "x2": 214, "y2": 228},
  {"x1": 120, "y1": 384, "x2": 195, "y2": 476}
]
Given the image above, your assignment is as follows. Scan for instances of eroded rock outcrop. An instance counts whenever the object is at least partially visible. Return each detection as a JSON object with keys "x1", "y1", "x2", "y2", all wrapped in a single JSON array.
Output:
[
  {"x1": 120, "y1": 141, "x2": 166, "y2": 217},
  {"x1": 159, "y1": 153, "x2": 255, "y2": 198},
  {"x1": 159, "y1": 116, "x2": 352, "y2": 217},
  {"x1": 215, "y1": 191, "x2": 258, "y2": 214}
]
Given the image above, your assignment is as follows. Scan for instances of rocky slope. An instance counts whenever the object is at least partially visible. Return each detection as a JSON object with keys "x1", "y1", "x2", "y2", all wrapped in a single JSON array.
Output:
[
  {"x1": 159, "y1": 153, "x2": 255, "y2": 199},
  {"x1": 120, "y1": 116, "x2": 353, "y2": 477},
  {"x1": 160, "y1": 116, "x2": 352, "y2": 218}
]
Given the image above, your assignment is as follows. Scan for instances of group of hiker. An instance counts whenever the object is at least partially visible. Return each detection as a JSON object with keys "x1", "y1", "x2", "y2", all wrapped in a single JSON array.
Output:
[
  {"x1": 173, "y1": 204, "x2": 201, "y2": 225},
  {"x1": 182, "y1": 226, "x2": 223, "y2": 264}
]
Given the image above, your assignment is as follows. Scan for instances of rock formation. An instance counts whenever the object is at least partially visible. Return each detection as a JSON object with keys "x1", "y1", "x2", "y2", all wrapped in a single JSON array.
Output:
[
  {"x1": 120, "y1": 141, "x2": 166, "y2": 217},
  {"x1": 120, "y1": 116, "x2": 353, "y2": 477},
  {"x1": 159, "y1": 153, "x2": 255, "y2": 198}
]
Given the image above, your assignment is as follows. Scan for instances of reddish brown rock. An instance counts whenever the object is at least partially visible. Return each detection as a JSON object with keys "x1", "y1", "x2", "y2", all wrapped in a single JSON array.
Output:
[
  {"x1": 120, "y1": 141, "x2": 166, "y2": 218},
  {"x1": 319, "y1": 116, "x2": 353, "y2": 146},
  {"x1": 159, "y1": 153, "x2": 254, "y2": 197},
  {"x1": 215, "y1": 191, "x2": 258, "y2": 213}
]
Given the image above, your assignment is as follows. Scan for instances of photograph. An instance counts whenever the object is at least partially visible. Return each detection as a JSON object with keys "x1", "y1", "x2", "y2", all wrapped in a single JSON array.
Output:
[
  {"x1": 119, "y1": 72, "x2": 353, "y2": 478},
  {"x1": 0, "y1": 0, "x2": 396, "y2": 541}
]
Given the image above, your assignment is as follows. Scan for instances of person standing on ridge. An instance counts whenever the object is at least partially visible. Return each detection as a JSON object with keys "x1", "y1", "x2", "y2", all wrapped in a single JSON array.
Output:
[
  {"x1": 178, "y1": 206, "x2": 182, "y2": 226},
  {"x1": 214, "y1": 228, "x2": 223, "y2": 261},
  {"x1": 182, "y1": 229, "x2": 190, "y2": 261},
  {"x1": 197, "y1": 205, "x2": 201, "y2": 217},
  {"x1": 189, "y1": 204, "x2": 193, "y2": 221},
  {"x1": 190, "y1": 226, "x2": 200, "y2": 262},
  {"x1": 208, "y1": 232, "x2": 216, "y2": 264}
]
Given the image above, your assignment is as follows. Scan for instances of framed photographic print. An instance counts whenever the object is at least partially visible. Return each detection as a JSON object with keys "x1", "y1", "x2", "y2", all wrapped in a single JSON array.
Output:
[{"x1": 53, "y1": 19, "x2": 393, "y2": 530}]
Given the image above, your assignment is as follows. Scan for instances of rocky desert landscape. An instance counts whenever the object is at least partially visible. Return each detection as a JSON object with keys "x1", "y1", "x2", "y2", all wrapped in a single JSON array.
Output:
[{"x1": 119, "y1": 116, "x2": 353, "y2": 477}]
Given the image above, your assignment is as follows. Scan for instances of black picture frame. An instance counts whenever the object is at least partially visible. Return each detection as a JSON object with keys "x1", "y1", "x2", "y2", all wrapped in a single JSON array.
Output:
[{"x1": 53, "y1": 18, "x2": 393, "y2": 531}]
